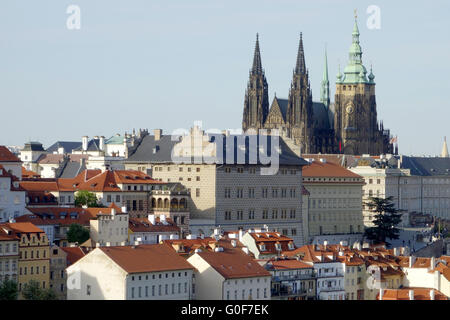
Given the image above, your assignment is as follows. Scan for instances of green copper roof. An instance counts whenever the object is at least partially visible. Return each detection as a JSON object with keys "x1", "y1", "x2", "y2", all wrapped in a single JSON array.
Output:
[
  {"x1": 106, "y1": 135, "x2": 125, "y2": 144},
  {"x1": 338, "y1": 13, "x2": 370, "y2": 84}
]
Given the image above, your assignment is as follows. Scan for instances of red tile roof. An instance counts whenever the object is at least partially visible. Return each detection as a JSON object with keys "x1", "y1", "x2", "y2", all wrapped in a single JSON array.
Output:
[
  {"x1": 22, "y1": 167, "x2": 40, "y2": 178},
  {"x1": 1, "y1": 222, "x2": 45, "y2": 234},
  {"x1": 378, "y1": 288, "x2": 448, "y2": 300},
  {"x1": 249, "y1": 232, "x2": 296, "y2": 254},
  {"x1": 196, "y1": 249, "x2": 271, "y2": 279},
  {"x1": 129, "y1": 217, "x2": 180, "y2": 233},
  {"x1": 99, "y1": 244, "x2": 195, "y2": 274},
  {"x1": 0, "y1": 146, "x2": 21, "y2": 162},
  {"x1": 266, "y1": 258, "x2": 313, "y2": 270},
  {"x1": 302, "y1": 161, "x2": 363, "y2": 179},
  {"x1": 61, "y1": 247, "x2": 88, "y2": 265}
]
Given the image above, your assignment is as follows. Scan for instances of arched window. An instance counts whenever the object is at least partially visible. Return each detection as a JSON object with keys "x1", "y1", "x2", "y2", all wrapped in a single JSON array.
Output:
[
  {"x1": 157, "y1": 198, "x2": 163, "y2": 208},
  {"x1": 164, "y1": 199, "x2": 169, "y2": 209},
  {"x1": 151, "y1": 198, "x2": 156, "y2": 208},
  {"x1": 171, "y1": 198, "x2": 179, "y2": 209},
  {"x1": 179, "y1": 198, "x2": 187, "y2": 209}
]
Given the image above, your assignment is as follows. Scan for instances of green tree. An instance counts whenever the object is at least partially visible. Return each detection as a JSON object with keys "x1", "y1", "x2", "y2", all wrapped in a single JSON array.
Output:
[
  {"x1": 21, "y1": 280, "x2": 58, "y2": 300},
  {"x1": 67, "y1": 223, "x2": 90, "y2": 244},
  {"x1": 74, "y1": 190, "x2": 102, "y2": 207},
  {"x1": 0, "y1": 279, "x2": 18, "y2": 300},
  {"x1": 22, "y1": 280, "x2": 43, "y2": 300},
  {"x1": 364, "y1": 196, "x2": 404, "y2": 246}
]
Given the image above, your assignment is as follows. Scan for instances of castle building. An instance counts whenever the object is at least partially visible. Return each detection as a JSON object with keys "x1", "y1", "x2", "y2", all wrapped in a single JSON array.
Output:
[{"x1": 242, "y1": 14, "x2": 394, "y2": 156}]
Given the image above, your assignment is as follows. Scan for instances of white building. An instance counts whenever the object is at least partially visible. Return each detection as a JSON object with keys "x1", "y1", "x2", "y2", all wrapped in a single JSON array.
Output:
[
  {"x1": 0, "y1": 146, "x2": 27, "y2": 222},
  {"x1": 66, "y1": 244, "x2": 195, "y2": 300},
  {"x1": 187, "y1": 247, "x2": 271, "y2": 300},
  {"x1": 89, "y1": 207, "x2": 129, "y2": 247},
  {"x1": 128, "y1": 214, "x2": 180, "y2": 244}
]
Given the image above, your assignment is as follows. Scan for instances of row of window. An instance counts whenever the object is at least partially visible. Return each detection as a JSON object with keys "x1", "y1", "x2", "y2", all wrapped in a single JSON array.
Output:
[
  {"x1": 19, "y1": 265, "x2": 47, "y2": 275},
  {"x1": 0, "y1": 243, "x2": 18, "y2": 254},
  {"x1": 310, "y1": 198, "x2": 361, "y2": 209},
  {"x1": 0, "y1": 260, "x2": 17, "y2": 272},
  {"x1": 129, "y1": 282, "x2": 190, "y2": 298},
  {"x1": 226, "y1": 288, "x2": 267, "y2": 300},
  {"x1": 20, "y1": 249, "x2": 47, "y2": 259},
  {"x1": 225, "y1": 187, "x2": 298, "y2": 199},
  {"x1": 224, "y1": 209, "x2": 297, "y2": 221},
  {"x1": 131, "y1": 271, "x2": 189, "y2": 281},
  {"x1": 154, "y1": 167, "x2": 201, "y2": 173}
]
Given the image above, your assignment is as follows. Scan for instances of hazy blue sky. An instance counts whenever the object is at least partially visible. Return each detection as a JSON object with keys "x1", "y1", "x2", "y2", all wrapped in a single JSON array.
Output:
[{"x1": 1, "y1": 0, "x2": 449, "y2": 156}]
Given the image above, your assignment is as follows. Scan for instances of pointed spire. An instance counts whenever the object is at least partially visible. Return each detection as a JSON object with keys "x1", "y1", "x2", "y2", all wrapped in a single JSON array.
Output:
[
  {"x1": 295, "y1": 32, "x2": 306, "y2": 74},
  {"x1": 320, "y1": 47, "x2": 330, "y2": 109},
  {"x1": 323, "y1": 46, "x2": 329, "y2": 83},
  {"x1": 441, "y1": 137, "x2": 449, "y2": 158},
  {"x1": 251, "y1": 33, "x2": 263, "y2": 75}
]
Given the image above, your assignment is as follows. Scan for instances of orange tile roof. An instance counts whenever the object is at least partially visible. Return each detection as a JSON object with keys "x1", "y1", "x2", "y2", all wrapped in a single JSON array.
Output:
[
  {"x1": 1, "y1": 222, "x2": 45, "y2": 234},
  {"x1": 61, "y1": 247, "x2": 88, "y2": 265},
  {"x1": 0, "y1": 146, "x2": 21, "y2": 162},
  {"x1": 266, "y1": 258, "x2": 313, "y2": 270},
  {"x1": 196, "y1": 249, "x2": 271, "y2": 279},
  {"x1": 379, "y1": 288, "x2": 448, "y2": 300},
  {"x1": 302, "y1": 161, "x2": 363, "y2": 179},
  {"x1": 249, "y1": 232, "x2": 296, "y2": 254},
  {"x1": 22, "y1": 167, "x2": 40, "y2": 178},
  {"x1": 100, "y1": 244, "x2": 195, "y2": 274},
  {"x1": 129, "y1": 217, "x2": 180, "y2": 233},
  {"x1": 0, "y1": 228, "x2": 19, "y2": 241},
  {"x1": 163, "y1": 238, "x2": 247, "y2": 256}
]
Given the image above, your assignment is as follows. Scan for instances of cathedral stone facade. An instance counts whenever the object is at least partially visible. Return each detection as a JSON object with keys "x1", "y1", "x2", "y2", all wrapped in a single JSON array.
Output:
[{"x1": 242, "y1": 16, "x2": 395, "y2": 156}]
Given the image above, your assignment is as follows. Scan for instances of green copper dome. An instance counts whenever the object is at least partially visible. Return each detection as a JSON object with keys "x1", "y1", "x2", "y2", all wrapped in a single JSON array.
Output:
[{"x1": 340, "y1": 13, "x2": 369, "y2": 84}]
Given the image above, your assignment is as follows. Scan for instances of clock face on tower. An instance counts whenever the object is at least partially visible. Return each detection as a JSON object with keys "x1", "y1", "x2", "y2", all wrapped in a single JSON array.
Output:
[{"x1": 346, "y1": 103, "x2": 354, "y2": 115}]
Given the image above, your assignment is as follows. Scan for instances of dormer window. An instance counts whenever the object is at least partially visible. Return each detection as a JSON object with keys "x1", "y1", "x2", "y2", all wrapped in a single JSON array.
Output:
[
  {"x1": 259, "y1": 244, "x2": 266, "y2": 251},
  {"x1": 275, "y1": 243, "x2": 281, "y2": 251}
]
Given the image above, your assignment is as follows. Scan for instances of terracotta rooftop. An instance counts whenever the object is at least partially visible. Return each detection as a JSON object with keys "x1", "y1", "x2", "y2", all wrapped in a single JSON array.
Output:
[
  {"x1": 302, "y1": 161, "x2": 363, "y2": 179},
  {"x1": 129, "y1": 216, "x2": 180, "y2": 233},
  {"x1": 61, "y1": 246, "x2": 88, "y2": 265},
  {"x1": 1, "y1": 222, "x2": 45, "y2": 234},
  {"x1": 266, "y1": 258, "x2": 313, "y2": 270},
  {"x1": 0, "y1": 146, "x2": 21, "y2": 162},
  {"x1": 100, "y1": 244, "x2": 195, "y2": 274},
  {"x1": 378, "y1": 288, "x2": 448, "y2": 300},
  {"x1": 195, "y1": 249, "x2": 271, "y2": 279}
]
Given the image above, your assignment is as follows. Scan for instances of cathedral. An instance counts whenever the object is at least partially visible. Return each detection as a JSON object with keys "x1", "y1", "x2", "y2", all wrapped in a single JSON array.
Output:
[{"x1": 242, "y1": 14, "x2": 395, "y2": 156}]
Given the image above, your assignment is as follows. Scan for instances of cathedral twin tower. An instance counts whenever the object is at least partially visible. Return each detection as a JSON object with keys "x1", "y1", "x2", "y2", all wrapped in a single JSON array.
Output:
[{"x1": 242, "y1": 15, "x2": 395, "y2": 156}]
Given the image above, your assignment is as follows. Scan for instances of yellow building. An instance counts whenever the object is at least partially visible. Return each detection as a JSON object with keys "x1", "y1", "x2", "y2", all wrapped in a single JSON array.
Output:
[{"x1": 2, "y1": 222, "x2": 50, "y2": 295}]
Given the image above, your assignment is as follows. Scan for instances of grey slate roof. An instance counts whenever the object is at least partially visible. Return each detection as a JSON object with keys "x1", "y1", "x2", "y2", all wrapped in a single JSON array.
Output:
[
  {"x1": 57, "y1": 161, "x2": 86, "y2": 178},
  {"x1": 400, "y1": 156, "x2": 450, "y2": 176},
  {"x1": 312, "y1": 102, "x2": 331, "y2": 130},
  {"x1": 22, "y1": 142, "x2": 45, "y2": 152},
  {"x1": 126, "y1": 134, "x2": 308, "y2": 167},
  {"x1": 73, "y1": 139, "x2": 101, "y2": 152},
  {"x1": 275, "y1": 98, "x2": 288, "y2": 121},
  {"x1": 46, "y1": 141, "x2": 82, "y2": 154}
]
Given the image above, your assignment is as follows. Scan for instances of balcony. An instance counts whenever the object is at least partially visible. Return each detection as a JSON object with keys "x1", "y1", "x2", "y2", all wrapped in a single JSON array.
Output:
[
  {"x1": 316, "y1": 271, "x2": 344, "y2": 278},
  {"x1": 150, "y1": 207, "x2": 189, "y2": 213},
  {"x1": 271, "y1": 288, "x2": 309, "y2": 297},
  {"x1": 273, "y1": 274, "x2": 315, "y2": 281}
]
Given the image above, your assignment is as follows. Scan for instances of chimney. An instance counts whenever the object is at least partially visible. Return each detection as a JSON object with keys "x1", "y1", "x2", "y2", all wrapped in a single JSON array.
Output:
[
  {"x1": 379, "y1": 288, "x2": 384, "y2": 300},
  {"x1": 148, "y1": 214, "x2": 156, "y2": 225},
  {"x1": 393, "y1": 247, "x2": 399, "y2": 256},
  {"x1": 106, "y1": 242, "x2": 111, "y2": 247},
  {"x1": 100, "y1": 136, "x2": 105, "y2": 151},
  {"x1": 121, "y1": 206, "x2": 127, "y2": 214},
  {"x1": 431, "y1": 256, "x2": 435, "y2": 269},
  {"x1": 231, "y1": 240, "x2": 237, "y2": 247},
  {"x1": 238, "y1": 228, "x2": 244, "y2": 241},
  {"x1": 111, "y1": 208, "x2": 116, "y2": 216},
  {"x1": 154, "y1": 129, "x2": 162, "y2": 141},
  {"x1": 242, "y1": 247, "x2": 249, "y2": 254},
  {"x1": 160, "y1": 214, "x2": 167, "y2": 225},
  {"x1": 430, "y1": 289, "x2": 435, "y2": 300},
  {"x1": 323, "y1": 240, "x2": 328, "y2": 249},
  {"x1": 409, "y1": 256, "x2": 416, "y2": 268},
  {"x1": 58, "y1": 147, "x2": 64, "y2": 154},
  {"x1": 186, "y1": 234, "x2": 197, "y2": 240},
  {"x1": 409, "y1": 289, "x2": 414, "y2": 300},
  {"x1": 82, "y1": 136, "x2": 88, "y2": 151}
]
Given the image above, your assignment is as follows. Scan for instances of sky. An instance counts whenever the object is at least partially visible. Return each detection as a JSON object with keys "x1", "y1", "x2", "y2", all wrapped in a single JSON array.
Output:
[{"x1": 0, "y1": 0, "x2": 449, "y2": 156}]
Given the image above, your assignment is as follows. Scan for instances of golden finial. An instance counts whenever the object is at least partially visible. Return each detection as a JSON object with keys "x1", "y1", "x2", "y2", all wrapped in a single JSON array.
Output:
[{"x1": 354, "y1": 8, "x2": 357, "y2": 20}]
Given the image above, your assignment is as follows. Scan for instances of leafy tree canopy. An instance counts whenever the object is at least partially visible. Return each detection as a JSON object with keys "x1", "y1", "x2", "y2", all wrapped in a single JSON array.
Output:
[
  {"x1": 0, "y1": 279, "x2": 18, "y2": 300},
  {"x1": 67, "y1": 223, "x2": 90, "y2": 244}
]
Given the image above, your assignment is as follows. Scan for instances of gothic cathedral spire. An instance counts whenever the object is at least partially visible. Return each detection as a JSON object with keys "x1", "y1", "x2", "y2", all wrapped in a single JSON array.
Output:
[
  {"x1": 287, "y1": 33, "x2": 314, "y2": 153},
  {"x1": 320, "y1": 47, "x2": 330, "y2": 110},
  {"x1": 242, "y1": 34, "x2": 269, "y2": 133}
]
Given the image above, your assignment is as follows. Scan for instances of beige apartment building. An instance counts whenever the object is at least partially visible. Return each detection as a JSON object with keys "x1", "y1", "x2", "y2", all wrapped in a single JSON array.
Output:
[
  {"x1": 125, "y1": 127, "x2": 309, "y2": 246},
  {"x1": 302, "y1": 159, "x2": 364, "y2": 244}
]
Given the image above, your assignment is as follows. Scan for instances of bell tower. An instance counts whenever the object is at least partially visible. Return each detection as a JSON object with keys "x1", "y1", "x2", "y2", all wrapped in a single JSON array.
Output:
[{"x1": 334, "y1": 11, "x2": 380, "y2": 155}]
